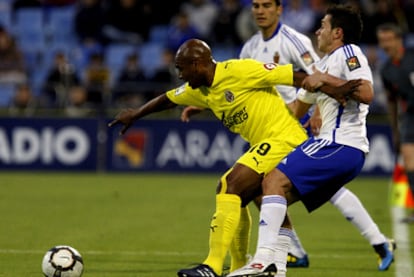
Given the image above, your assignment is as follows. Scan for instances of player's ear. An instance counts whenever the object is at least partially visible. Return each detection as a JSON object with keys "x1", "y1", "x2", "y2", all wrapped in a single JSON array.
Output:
[{"x1": 333, "y1": 27, "x2": 343, "y2": 39}]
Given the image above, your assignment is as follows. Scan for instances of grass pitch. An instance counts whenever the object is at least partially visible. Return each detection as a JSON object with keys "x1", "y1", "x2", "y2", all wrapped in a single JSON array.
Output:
[{"x1": 0, "y1": 172, "x2": 412, "y2": 276}]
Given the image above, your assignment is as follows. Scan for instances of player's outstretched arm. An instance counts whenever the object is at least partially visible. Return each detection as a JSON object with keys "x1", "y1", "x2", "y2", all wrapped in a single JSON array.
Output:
[{"x1": 108, "y1": 93, "x2": 177, "y2": 135}]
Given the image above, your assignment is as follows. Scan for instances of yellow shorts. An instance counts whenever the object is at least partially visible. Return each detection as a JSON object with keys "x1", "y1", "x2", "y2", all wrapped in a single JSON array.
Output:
[{"x1": 236, "y1": 138, "x2": 300, "y2": 176}]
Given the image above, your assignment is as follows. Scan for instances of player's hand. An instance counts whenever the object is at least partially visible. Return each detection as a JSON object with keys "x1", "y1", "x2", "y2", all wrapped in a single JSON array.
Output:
[
  {"x1": 181, "y1": 106, "x2": 204, "y2": 122},
  {"x1": 309, "y1": 111, "x2": 322, "y2": 136},
  {"x1": 108, "y1": 108, "x2": 137, "y2": 135},
  {"x1": 302, "y1": 66, "x2": 325, "y2": 92}
]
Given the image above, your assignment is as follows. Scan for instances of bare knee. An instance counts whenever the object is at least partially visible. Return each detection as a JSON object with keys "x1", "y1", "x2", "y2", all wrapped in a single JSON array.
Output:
[
  {"x1": 218, "y1": 164, "x2": 263, "y2": 206},
  {"x1": 262, "y1": 169, "x2": 292, "y2": 196}
]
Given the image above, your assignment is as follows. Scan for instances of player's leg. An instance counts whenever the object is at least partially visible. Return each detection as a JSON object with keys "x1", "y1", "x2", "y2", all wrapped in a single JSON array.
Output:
[
  {"x1": 229, "y1": 205, "x2": 252, "y2": 272},
  {"x1": 177, "y1": 164, "x2": 262, "y2": 277},
  {"x1": 254, "y1": 193, "x2": 310, "y2": 269},
  {"x1": 329, "y1": 187, "x2": 396, "y2": 270},
  {"x1": 227, "y1": 168, "x2": 297, "y2": 277},
  {"x1": 286, "y1": 227, "x2": 309, "y2": 267},
  {"x1": 229, "y1": 139, "x2": 366, "y2": 277}
]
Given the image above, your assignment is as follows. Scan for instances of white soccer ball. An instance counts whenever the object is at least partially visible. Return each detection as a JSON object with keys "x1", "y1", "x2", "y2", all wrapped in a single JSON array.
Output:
[{"x1": 41, "y1": 245, "x2": 84, "y2": 277}]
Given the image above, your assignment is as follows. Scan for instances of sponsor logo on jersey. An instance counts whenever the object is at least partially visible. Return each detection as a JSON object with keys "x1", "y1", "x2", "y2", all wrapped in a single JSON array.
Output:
[
  {"x1": 174, "y1": 84, "x2": 186, "y2": 95},
  {"x1": 263, "y1": 63, "x2": 277, "y2": 70},
  {"x1": 224, "y1": 90, "x2": 234, "y2": 102},
  {"x1": 346, "y1": 56, "x2": 361, "y2": 71},
  {"x1": 222, "y1": 107, "x2": 248, "y2": 129},
  {"x1": 301, "y1": 51, "x2": 314, "y2": 66}
]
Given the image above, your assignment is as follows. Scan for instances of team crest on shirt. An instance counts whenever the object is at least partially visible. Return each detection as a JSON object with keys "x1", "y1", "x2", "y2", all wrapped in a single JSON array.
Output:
[
  {"x1": 301, "y1": 51, "x2": 314, "y2": 66},
  {"x1": 263, "y1": 63, "x2": 277, "y2": 70},
  {"x1": 346, "y1": 56, "x2": 361, "y2": 71},
  {"x1": 225, "y1": 90, "x2": 235, "y2": 102}
]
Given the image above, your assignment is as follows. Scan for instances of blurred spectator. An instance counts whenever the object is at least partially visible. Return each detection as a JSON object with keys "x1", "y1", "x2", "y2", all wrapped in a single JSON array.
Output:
[
  {"x1": 42, "y1": 51, "x2": 80, "y2": 108},
  {"x1": 12, "y1": 0, "x2": 42, "y2": 13},
  {"x1": 235, "y1": 4, "x2": 258, "y2": 43},
  {"x1": 402, "y1": 0, "x2": 414, "y2": 33},
  {"x1": 211, "y1": 0, "x2": 243, "y2": 47},
  {"x1": 180, "y1": 0, "x2": 219, "y2": 40},
  {"x1": 151, "y1": 48, "x2": 180, "y2": 85},
  {"x1": 113, "y1": 52, "x2": 147, "y2": 107},
  {"x1": 0, "y1": 26, "x2": 27, "y2": 85},
  {"x1": 64, "y1": 85, "x2": 93, "y2": 117},
  {"x1": 281, "y1": 0, "x2": 316, "y2": 36},
  {"x1": 361, "y1": 0, "x2": 408, "y2": 44},
  {"x1": 8, "y1": 83, "x2": 36, "y2": 116},
  {"x1": 74, "y1": 0, "x2": 106, "y2": 47},
  {"x1": 364, "y1": 45, "x2": 387, "y2": 114},
  {"x1": 148, "y1": 0, "x2": 182, "y2": 25},
  {"x1": 82, "y1": 51, "x2": 111, "y2": 107},
  {"x1": 149, "y1": 47, "x2": 181, "y2": 98},
  {"x1": 102, "y1": 0, "x2": 153, "y2": 45},
  {"x1": 167, "y1": 11, "x2": 201, "y2": 52}
]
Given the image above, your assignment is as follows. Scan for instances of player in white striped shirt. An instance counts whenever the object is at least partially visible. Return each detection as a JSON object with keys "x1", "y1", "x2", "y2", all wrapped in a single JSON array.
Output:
[{"x1": 228, "y1": 4, "x2": 395, "y2": 277}]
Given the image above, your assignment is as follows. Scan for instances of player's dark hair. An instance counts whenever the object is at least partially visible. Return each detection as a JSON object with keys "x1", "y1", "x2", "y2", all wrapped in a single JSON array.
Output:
[
  {"x1": 327, "y1": 4, "x2": 362, "y2": 45},
  {"x1": 377, "y1": 23, "x2": 403, "y2": 38}
]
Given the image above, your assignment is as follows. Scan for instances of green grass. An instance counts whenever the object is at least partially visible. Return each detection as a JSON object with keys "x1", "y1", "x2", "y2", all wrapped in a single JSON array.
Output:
[{"x1": 0, "y1": 172, "x2": 412, "y2": 276}]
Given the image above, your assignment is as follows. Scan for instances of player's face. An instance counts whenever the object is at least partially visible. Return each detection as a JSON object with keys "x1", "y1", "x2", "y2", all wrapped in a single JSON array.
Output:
[
  {"x1": 315, "y1": 15, "x2": 335, "y2": 53},
  {"x1": 251, "y1": 0, "x2": 281, "y2": 31},
  {"x1": 175, "y1": 58, "x2": 203, "y2": 89},
  {"x1": 377, "y1": 30, "x2": 402, "y2": 59}
]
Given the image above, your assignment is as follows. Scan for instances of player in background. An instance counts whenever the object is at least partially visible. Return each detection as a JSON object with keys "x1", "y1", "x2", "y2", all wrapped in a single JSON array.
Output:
[
  {"x1": 182, "y1": 0, "x2": 395, "y2": 272},
  {"x1": 228, "y1": 5, "x2": 395, "y2": 277},
  {"x1": 377, "y1": 23, "x2": 414, "y2": 223},
  {"x1": 108, "y1": 38, "x2": 358, "y2": 277}
]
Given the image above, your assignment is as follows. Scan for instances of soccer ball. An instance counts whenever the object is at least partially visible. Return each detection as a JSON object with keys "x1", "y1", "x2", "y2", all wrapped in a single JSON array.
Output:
[{"x1": 41, "y1": 245, "x2": 84, "y2": 277}]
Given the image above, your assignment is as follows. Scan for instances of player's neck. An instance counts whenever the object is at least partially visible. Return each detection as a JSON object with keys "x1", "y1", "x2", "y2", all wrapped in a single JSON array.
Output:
[{"x1": 261, "y1": 21, "x2": 280, "y2": 40}]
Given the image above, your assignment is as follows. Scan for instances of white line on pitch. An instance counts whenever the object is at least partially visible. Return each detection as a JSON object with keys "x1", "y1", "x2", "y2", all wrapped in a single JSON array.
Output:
[{"x1": 391, "y1": 206, "x2": 413, "y2": 277}]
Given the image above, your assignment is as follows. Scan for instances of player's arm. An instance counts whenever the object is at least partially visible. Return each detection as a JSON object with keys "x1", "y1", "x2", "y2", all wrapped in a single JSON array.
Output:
[
  {"x1": 108, "y1": 93, "x2": 177, "y2": 134},
  {"x1": 302, "y1": 70, "x2": 369, "y2": 104},
  {"x1": 293, "y1": 99, "x2": 313, "y2": 120},
  {"x1": 293, "y1": 71, "x2": 362, "y2": 105}
]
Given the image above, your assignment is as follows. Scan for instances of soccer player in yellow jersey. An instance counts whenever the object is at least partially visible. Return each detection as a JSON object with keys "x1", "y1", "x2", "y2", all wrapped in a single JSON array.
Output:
[{"x1": 108, "y1": 38, "x2": 356, "y2": 277}]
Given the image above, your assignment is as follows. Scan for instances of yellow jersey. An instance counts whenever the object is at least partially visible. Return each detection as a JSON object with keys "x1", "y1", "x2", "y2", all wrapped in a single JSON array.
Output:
[{"x1": 166, "y1": 59, "x2": 307, "y2": 146}]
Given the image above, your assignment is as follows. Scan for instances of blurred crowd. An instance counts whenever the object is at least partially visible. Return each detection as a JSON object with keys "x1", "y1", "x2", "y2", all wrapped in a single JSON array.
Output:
[{"x1": 0, "y1": 0, "x2": 413, "y2": 117}]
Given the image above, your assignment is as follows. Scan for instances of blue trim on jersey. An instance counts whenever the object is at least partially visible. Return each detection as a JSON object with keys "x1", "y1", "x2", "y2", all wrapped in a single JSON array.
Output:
[
  {"x1": 279, "y1": 227, "x2": 293, "y2": 238},
  {"x1": 328, "y1": 44, "x2": 353, "y2": 57},
  {"x1": 266, "y1": 22, "x2": 282, "y2": 42},
  {"x1": 333, "y1": 105, "x2": 344, "y2": 142},
  {"x1": 281, "y1": 28, "x2": 307, "y2": 54},
  {"x1": 262, "y1": 195, "x2": 287, "y2": 205},
  {"x1": 342, "y1": 44, "x2": 355, "y2": 58}
]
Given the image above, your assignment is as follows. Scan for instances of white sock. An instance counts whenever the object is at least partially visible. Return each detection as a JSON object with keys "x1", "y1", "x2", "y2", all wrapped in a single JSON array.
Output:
[
  {"x1": 288, "y1": 227, "x2": 307, "y2": 258},
  {"x1": 255, "y1": 195, "x2": 287, "y2": 263},
  {"x1": 275, "y1": 228, "x2": 292, "y2": 277},
  {"x1": 330, "y1": 187, "x2": 386, "y2": 245}
]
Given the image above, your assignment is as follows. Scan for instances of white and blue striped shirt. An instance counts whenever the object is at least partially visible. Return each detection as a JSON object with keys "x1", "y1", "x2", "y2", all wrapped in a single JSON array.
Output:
[
  {"x1": 297, "y1": 44, "x2": 372, "y2": 153},
  {"x1": 239, "y1": 23, "x2": 319, "y2": 104}
]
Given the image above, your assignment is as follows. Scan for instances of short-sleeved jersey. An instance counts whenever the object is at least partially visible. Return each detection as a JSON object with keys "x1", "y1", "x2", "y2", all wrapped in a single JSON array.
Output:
[
  {"x1": 166, "y1": 59, "x2": 307, "y2": 146},
  {"x1": 239, "y1": 23, "x2": 320, "y2": 104},
  {"x1": 297, "y1": 44, "x2": 372, "y2": 153},
  {"x1": 380, "y1": 48, "x2": 414, "y2": 114}
]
